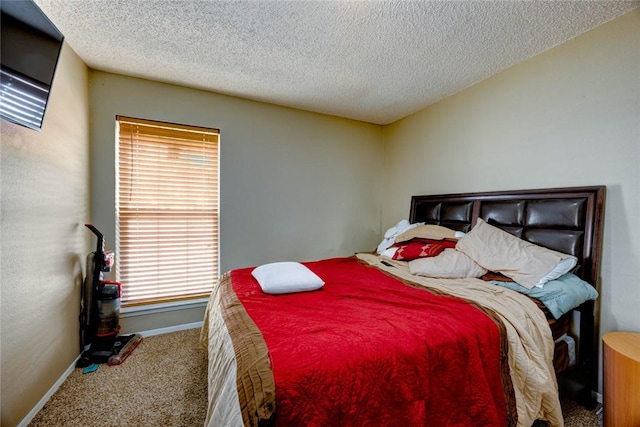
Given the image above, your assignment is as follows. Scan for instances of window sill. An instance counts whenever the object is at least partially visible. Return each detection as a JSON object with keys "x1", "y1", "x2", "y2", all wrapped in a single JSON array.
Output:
[{"x1": 120, "y1": 297, "x2": 209, "y2": 318}]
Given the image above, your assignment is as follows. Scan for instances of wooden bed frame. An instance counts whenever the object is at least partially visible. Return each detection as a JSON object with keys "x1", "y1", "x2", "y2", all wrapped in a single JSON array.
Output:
[{"x1": 409, "y1": 185, "x2": 606, "y2": 406}]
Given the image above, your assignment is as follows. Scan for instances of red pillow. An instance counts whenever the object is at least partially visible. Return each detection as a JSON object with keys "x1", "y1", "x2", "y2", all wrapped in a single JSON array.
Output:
[{"x1": 391, "y1": 241, "x2": 447, "y2": 261}]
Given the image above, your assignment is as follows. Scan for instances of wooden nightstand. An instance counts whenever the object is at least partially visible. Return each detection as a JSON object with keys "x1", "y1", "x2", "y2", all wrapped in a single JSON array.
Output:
[{"x1": 603, "y1": 332, "x2": 640, "y2": 427}]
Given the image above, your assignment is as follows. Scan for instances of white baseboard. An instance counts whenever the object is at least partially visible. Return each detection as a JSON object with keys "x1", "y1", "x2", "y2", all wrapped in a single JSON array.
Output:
[
  {"x1": 18, "y1": 322, "x2": 203, "y2": 427},
  {"x1": 136, "y1": 321, "x2": 203, "y2": 337}
]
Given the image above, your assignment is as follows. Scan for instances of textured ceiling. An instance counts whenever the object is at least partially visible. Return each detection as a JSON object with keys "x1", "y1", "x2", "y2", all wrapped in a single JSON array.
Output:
[{"x1": 35, "y1": 0, "x2": 638, "y2": 125}]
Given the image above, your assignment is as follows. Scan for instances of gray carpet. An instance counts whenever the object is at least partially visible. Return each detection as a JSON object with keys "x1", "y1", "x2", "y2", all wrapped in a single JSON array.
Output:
[{"x1": 29, "y1": 328, "x2": 602, "y2": 426}]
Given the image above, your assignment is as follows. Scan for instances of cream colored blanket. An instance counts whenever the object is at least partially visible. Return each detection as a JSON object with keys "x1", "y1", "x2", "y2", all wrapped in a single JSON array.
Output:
[
  {"x1": 202, "y1": 271, "x2": 277, "y2": 427},
  {"x1": 356, "y1": 253, "x2": 564, "y2": 427},
  {"x1": 201, "y1": 272, "x2": 244, "y2": 427}
]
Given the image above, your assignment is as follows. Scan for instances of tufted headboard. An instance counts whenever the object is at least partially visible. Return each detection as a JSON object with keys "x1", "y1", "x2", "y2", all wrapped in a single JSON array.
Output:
[
  {"x1": 409, "y1": 186, "x2": 606, "y2": 403},
  {"x1": 409, "y1": 186, "x2": 606, "y2": 289}
]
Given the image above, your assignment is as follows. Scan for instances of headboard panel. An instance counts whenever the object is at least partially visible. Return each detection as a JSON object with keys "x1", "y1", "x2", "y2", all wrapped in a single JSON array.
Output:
[
  {"x1": 412, "y1": 201, "x2": 474, "y2": 232},
  {"x1": 410, "y1": 186, "x2": 605, "y2": 401},
  {"x1": 410, "y1": 186, "x2": 606, "y2": 288}
]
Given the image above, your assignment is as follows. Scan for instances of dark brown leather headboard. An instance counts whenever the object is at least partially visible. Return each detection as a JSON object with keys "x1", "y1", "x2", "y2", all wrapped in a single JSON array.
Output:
[
  {"x1": 409, "y1": 186, "x2": 606, "y2": 288},
  {"x1": 409, "y1": 186, "x2": 606, "y2": 407},
  {"x1": 409, "y1": 186, "x2": 606, "y2": 401}
]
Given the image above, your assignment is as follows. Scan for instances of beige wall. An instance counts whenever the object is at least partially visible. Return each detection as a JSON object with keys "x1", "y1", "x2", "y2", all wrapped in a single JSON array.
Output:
[
  {"x1": 382, "y1": 10, "x2": 640, "y2": 392},
  {"x1": 3, "y1": 7, "x2": 637, "y2": 424},
  {"x1": 88, "y1": 72, "x2": 384, "y2": 332},
  {"x1": 1, "y1": 45, "x2": 90, "y2": 426}
]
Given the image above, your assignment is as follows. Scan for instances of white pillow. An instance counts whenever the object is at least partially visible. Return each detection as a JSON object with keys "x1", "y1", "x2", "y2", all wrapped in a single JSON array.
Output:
[
  {"x1": 251, "y1": 262, "x2": 325, "y2": 294},
  {"x1": 455, "y1": 219, "x2": 577, "y2": 289},
  {"x1": 535, "y1": 257, "x2": 577, "y2": 288},
  {"x1": 376, "y1": 220, "x2": 424, "y2": 254},
  {"x1": 409, "y1": 249, "x2": 487, "y2": 279},
  {"x1": 381, "y1": 247, "x2": 399, "y2": 259}
]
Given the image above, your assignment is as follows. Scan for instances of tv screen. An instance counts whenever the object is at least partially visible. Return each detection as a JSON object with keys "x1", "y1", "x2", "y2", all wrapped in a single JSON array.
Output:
[{"x1": 1, "y1": 0, "x2": 64, "y2": 131}]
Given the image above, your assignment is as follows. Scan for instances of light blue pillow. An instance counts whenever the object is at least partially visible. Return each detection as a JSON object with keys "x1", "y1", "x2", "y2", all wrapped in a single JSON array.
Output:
[{"x1": 489, "y1": 273, "x2": 598, "y2": 319}]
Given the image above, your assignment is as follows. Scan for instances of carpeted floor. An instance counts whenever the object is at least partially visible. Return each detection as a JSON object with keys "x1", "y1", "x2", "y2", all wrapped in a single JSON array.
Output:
[
  {"x1": 29, "y1": 328, "x2": 602, "y2": 426},
  {"x1": 29, "y1": 328, "x2": 208, "y2": 427}
]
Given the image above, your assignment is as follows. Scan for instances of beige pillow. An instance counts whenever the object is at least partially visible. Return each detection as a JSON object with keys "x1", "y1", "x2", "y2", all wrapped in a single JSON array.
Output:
[
  {"x1": 409, "y1": 249, "x2": 487, "y2": 278},
  {"x1": 395, "y1": 224, "x2": 458, "y2": 243},
  {"x1": 455, "y1": 218, "x2": 577, "y2": 289}
]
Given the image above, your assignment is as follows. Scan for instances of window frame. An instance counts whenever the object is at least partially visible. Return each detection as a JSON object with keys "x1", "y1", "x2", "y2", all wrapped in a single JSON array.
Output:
[{"x1": 115, "y1": 115, "x2": 220, "y2": 306}]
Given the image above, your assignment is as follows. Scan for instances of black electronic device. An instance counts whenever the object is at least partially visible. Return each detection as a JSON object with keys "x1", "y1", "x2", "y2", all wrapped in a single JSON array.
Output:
[{"x1": 1, "y1": 0, "x2": 64, "y2": 130}]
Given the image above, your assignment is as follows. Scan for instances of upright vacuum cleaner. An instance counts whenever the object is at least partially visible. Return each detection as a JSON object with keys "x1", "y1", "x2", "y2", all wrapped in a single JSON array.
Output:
[{"x1": 76, "y1": 224, "x2": 142, "y2": 368}]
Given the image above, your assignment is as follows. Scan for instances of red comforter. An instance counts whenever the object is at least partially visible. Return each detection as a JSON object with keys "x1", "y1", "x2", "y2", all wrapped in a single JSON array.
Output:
[{"x1": 231, "y1": 257, "x2": 515, "y2": 426}]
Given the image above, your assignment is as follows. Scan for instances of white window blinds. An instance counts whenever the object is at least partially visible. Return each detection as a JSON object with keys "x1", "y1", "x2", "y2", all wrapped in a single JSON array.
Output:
[{"x1": 116, "y1": 116, "x2": 219, "y2": 306}]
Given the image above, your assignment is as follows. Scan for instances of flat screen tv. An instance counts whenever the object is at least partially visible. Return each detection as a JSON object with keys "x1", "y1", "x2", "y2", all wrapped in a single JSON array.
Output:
[{"x1": 1, "y1": 0, "x2": 64, "y2": 131}]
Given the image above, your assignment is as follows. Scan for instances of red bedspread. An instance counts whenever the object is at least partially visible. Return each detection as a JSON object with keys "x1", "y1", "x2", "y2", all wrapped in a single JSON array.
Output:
[{"x1": 232, "y1": 257, "x2": 513, "y2": 426}]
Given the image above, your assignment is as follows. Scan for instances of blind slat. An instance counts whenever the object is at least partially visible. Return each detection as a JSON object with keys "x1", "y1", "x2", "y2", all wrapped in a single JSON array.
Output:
[{"x1": 116, "y1": 116, "x2": 219, "y2": 306}]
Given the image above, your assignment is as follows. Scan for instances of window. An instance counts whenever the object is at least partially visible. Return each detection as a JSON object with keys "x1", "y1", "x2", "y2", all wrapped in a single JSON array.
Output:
[{"x1": 116, "y1": 116, "x2": 219, "y2": 306}]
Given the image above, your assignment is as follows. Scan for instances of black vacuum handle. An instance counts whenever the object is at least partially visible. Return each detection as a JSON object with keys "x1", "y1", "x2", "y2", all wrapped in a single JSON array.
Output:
[
  {"x1": 84, "y1": 223, "x2": 104, "y2": 254},
  {"x1": 85, "y1": 223, "x2": 106, "y2": 285}
]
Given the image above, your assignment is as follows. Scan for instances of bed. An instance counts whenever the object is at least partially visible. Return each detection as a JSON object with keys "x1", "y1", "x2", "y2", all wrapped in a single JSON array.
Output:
[{"x1": 201, "y1": 185, "x2": 605, "y2": 427}]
